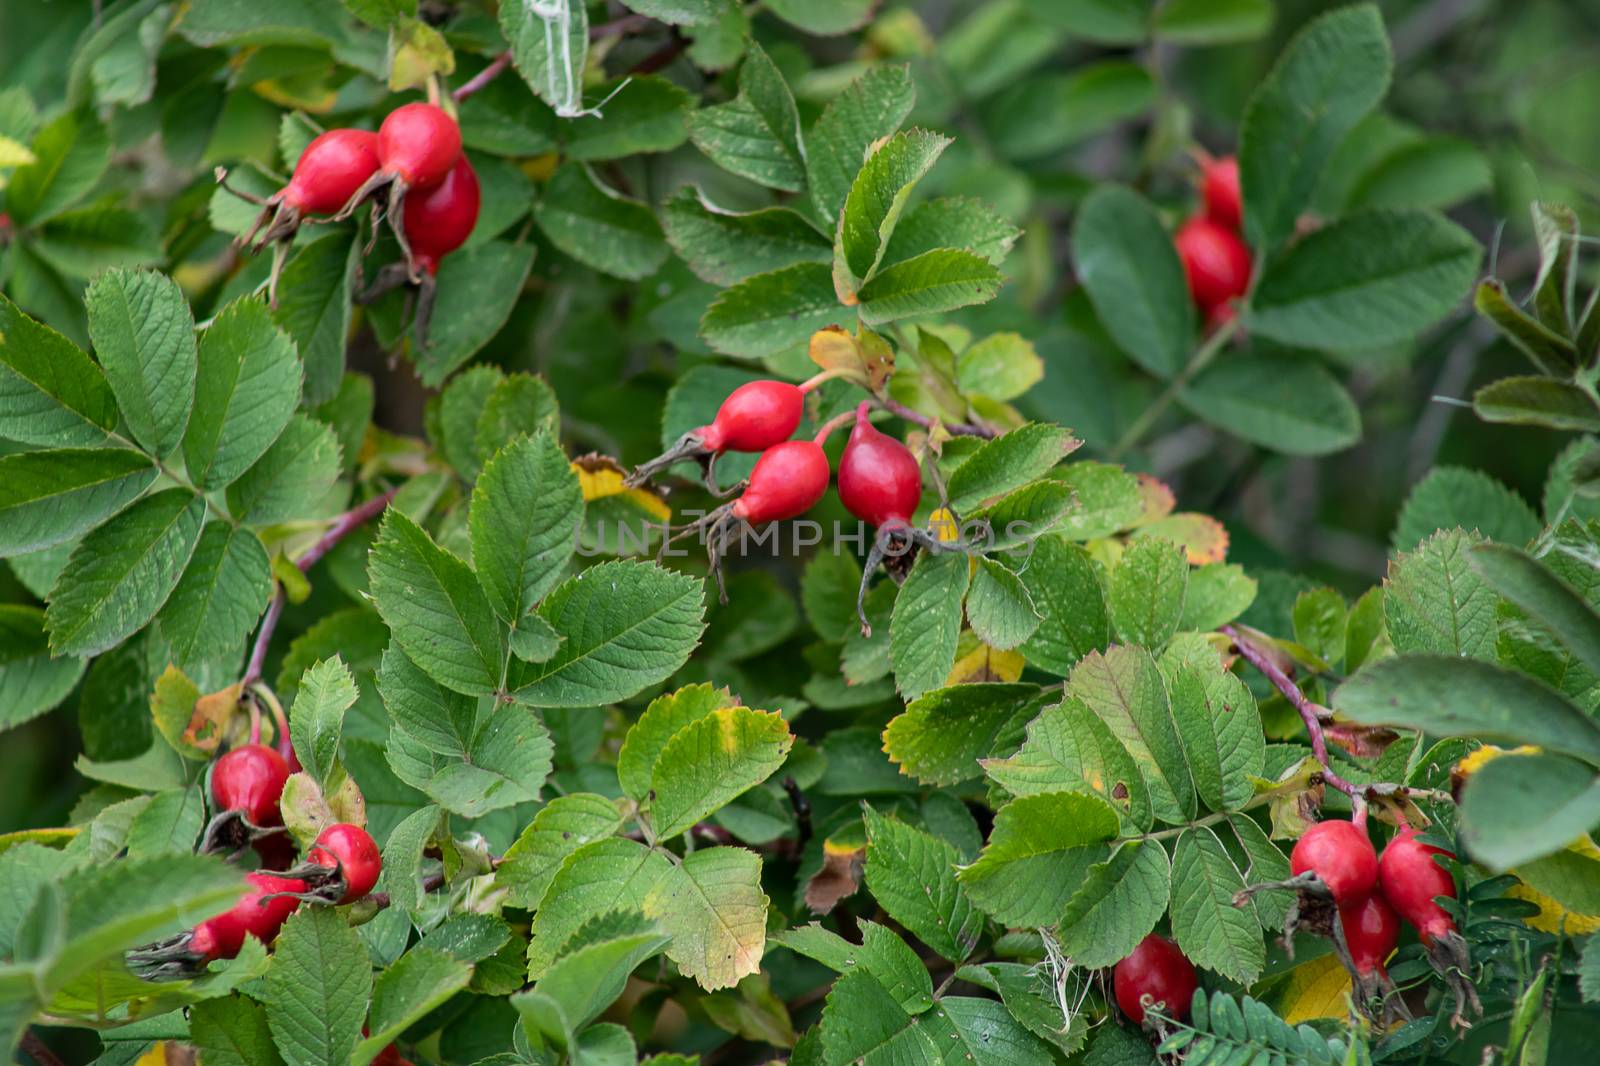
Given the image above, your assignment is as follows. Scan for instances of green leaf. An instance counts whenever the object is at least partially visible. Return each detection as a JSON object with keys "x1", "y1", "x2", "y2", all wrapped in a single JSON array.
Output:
[
  {"x1": 988, "y1": 63, "x2": 1155, "y2": 161},
  {"x1": 884, "y1": 683, "x2": 1040, "y2": 787},
  {"x1": 1459, "y1": 751, "x2": 1600, "y2": 870},
  {"x1": 955, "y1": 332, "x2": 1042, "y2": 402},
  {"x1": 889, "y1": 550, "x2": 970, "y2": 700},
  {"x1": 189, "y1": 998, "x2": 283, "y2": 1066},
  {"x1": 1474, "y1": 279, "x2": 1577, "y2": 375},
  {"x1": 415, "y1": 241, "x2": 538, "y2": 388},
  {"x1": 1110, "y1": 537, "x2": 1188, "y2": 650},
  {"x1": 1179, "y1": 564, "x2": 1258, "y2": 632},
  {"x1": 947, "y1": 424, "x2": 1079, "y2": 513},
  {"x1": 1023, "y1": 0, "x2": 1145, "y2": 41},
  {"x1": 1393, "y1": 465, "x2": 1540, "y2": 551},
  {"x1": 124, "y1": 784, "x2": 205, "y2": 857},
  {"x1": 533, "y1": 164, "x2": 667, "y2": 281},
  {"x1": 1057, "y1": 840, "x2": 1172, "y2": 968},
  {"x1": 563, "y1": 75, "x2": 692, "y2": 161},
  {"x1": 511, "y1": 559, "x2": 705, "y2": 707},
  {"x1": 0, "y1": 606, "x2": 86, "y2": 730},
  {"x1": 1471, "y1": 543, "x2": 1600, "y2": 679},
  {"x1": 1068, "y1": 645, "x2": 1196, "y2": 824},
  {"x1": 617, "y1": 684, "x2": 737, "y2": 801},
  {"x1": 471, "y1": 432, "x2": 584, "y2": 626},
  {"x1": 982, "y1": 695, "x2": 1153, "y2": 831},
  {"x1": 155, "y1": 521, "x2": 272, "y2": 664},
  {"x1": 262, "y1": 906, "x2": 371, "y2": 1066},
  {"x1": 700, "y1": 262, "x2": 841, "y2": 359},
  {"x1": 861, "y1": 804, "x2": 982, "y2": 962},
  {"x1": 661, "y1": 188, "x2": 831, "y2": 287},
  {"x1": 1384, "y1": 529, "x2": 1498, "y2": 659},
  {"x1": 390, "y1": 699, "x2": 552, "y2": 817},
  {"x1": 0, "y1": 292, "x2": 118, "y2": 446},
  {"x1": 500, "y1": 0, "x2": 589, "y2": 116},
  {"x1": 764, "y1": 0, "x2": 873, "y2": 34},
  {"x1": 806, "y1": 64, "x2": 916, "y2": 225},
  {"x1": 687, "y1": 40, "x2": 805, "y2": 192},
  {"x1": 957, "y1": 791, "x2": 1119, "y2": 927},
  {"x1": 802, "y1": 551, "x2": 864, "y2": 643},
  {"x1": 1227, "y1": 815, "x2": 1292, "y2": 930},
  {"x1": 818, "y1": 970, "x2": 939, "y2": 1064},
  {"x1": 967, "y1": 560, "x2": 1041, "y2": 650},
  {"x1": 1247, "y1": 210, "x2": 1481, "y2": 349},
  {"x1": 1239, "y1": 3, "x2": 1391, "y2": 248},
  {"x1": 473, "y1": 372, "x2": 560, "y2": 467},
  {"x1": 224, "y1": 413, "x2": 343, "y2": 526},
  {"x1": 1163, "y1": 643, "x2": 1264, "y2": 812},
  {"x1": 1333, "y1": 655, "x2": 1600, "y2": 765},
  {"x1": 526, "y1": 838, "x2": 672, "y2": 978},
  {"x1": 1169, "y1": 827, "x2": 1264, "y2": 983},
  {"x1": 1180, "y1": 350, "x2": 1361, "y2": 456},
  {"x1": 618, "y1": 0, "x2": 725, "y2": 24},
  {"x1": 516, "y1": 923, "x2": 668, "y2": 1047},
  {"x1": 357, "y1": 947, "x2": 473, "y2": 1063},
  {"x1": 369, "y1": 508, "x2": 507, "y2": 697},
  {"x1": 1152, "y1": 0, "x2": 1274, "y2": 44},
  {"x1": 271, "y1": 226, "x2": 357, "y2": 407},
  {"x1": 649, "y1": 707, "x2": 793, "y2": 838},
  {"x1": 84, "y1": 268, "x2": 197, "y2": 459},
  {"x1": 1347, "y1": 135, "x2": 1492, "y2": 211},
  {"x1": 858, "y1": 249, "x2": 1003, "y2": 325},
  {"x1": 884, "y1": 198, "x2": 1021, "y2": 270},
  {"x1": 290, "y1": 656, "x2": 357, "y2": 791},
  {"x1": 1474, "y1": 376, "x2": 1600, "y2": 433},
  {"x1": 6, "y1": 109, "x2": 109, "y2": 225},
  {"x1": 497, "y1": 793, "x2": 624, "y2": 909},
  {"x1": 834, "y1": 129, "x2": 952, "y2": 297},
  {"x1": 45, "y1": 488, "x2": 205, "y2": 657},
  {"x1": 1017, "y1": 537, "x2": 1111, "y2": 676},
  {"x1": 645, "y1": 846, "x2": 769, "y2": 991},
  {"x1": 376, "y1": 643, "x2": 478, "y2": 758},
  {"x1": 181, "y1": 296, "x2": 300, "y2": 490},
  {"x1": 436, "y1": 365, "x2": 504, "y2": 480},
  {"x1": 774, "y1": 921, "x2": 934, "y2": 1015},
  {"x1": 1071, "y1": 185, "x2": 1194, "y2": 379},
  {"x1": 0, "y1": 448, "x2": 154, "y2": 557}
]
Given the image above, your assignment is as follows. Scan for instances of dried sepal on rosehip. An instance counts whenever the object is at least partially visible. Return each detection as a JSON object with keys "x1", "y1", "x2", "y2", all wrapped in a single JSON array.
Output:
[
  {"x1": 127, "y1": 872, "x2": 306, "y2": 981},
  {"x1": 335, "y1": 101, "x2": 463, "y2": 278},
  {"x1": 626, "y1": 379, "x2": 807, "y2": 491},
  {"x1": 285, "y1": 822, "x2": 383, "y2": 905},
  {"x1": 1335, "y1": 892, "x2": 1409, "y2": 1024},
  {"x1": 201, "y1": 742, "x2": 291, "y2": 855}
]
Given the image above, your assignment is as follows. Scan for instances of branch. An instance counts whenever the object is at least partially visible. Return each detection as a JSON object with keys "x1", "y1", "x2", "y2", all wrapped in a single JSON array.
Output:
[
  {"x1": 242, "y1": 489, "x2": 398, "y2": 686},
  {"x1": 21, "y1": 1032, "x2": 65, "y2": 1066},
  {"x1": 875, "y1": 396, "x2": 996, "y2": 439},
  {"x1": 450, "y1": 13, "x2": 661, "y2": 103},
  {"x1": 1222, "y1": 625, "x2": 1362, "y2": 803}
]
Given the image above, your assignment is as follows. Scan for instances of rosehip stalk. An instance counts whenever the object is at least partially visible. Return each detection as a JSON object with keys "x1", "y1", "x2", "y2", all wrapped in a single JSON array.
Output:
[{"x1": 1113, "y1": 934, "x2": 1198, "y2": 1025}]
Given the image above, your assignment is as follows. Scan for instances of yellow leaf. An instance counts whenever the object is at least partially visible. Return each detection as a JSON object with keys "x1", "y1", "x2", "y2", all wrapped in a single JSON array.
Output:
[
  {"x1": 0, "y1": 136, "x2": 36, "y2": 168},
  {"x1": 389, "y1": 16, "x2": 456, "y2": 93},
  {"x1": 134, "y1": 1043, "x2": 169, "y2": 1066},
  {"x1": 1134, "y1": 513, "x2": 1230, "y2": 565},
  {"x1": 0, "y1": 826, "x2": 78, "y2": 858},
  {"x1": 946, "y1": 637, "x2": 1025, "y2": 684},
  {"x1": 1132, "y1": 473, "x2": 1175, "y2": 525},
  {"x1": 927, "y1": 508, "x2": 961, "y2": 545},
  {"x1": 1277, "y1": 953, "x2": 1352, "y2": 1024},
  {"x1": 571, "y1": 454, "x2": 670, "y2": 522}
]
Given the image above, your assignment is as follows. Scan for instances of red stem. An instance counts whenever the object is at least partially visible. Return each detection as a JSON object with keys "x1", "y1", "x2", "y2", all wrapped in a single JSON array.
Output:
[
  {"x1": 452, "y1": 51, "x2": 512, "y2": 102},
  {"x1": 875, "y1": 396, "x2": 996, "y2": 439},
  {"x1": 813, "y1": 406, "x2": 860, "y2": 446},
  {"x1": 242, "y1": 489, "x2": 398, "y2": 686},
  {"x1": 1221, "y1": 625, "x2": 1363, "y2": 802}
]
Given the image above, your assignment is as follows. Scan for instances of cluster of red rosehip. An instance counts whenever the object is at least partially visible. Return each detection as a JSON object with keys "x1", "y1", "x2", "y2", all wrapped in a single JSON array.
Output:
[
  {"x1": 221, "y1": 99, "x2": 478, "y2": 336},
  {"x1": 627, "y1": 379, "x2": 928, "y2": 620},
  {"x1": 1112, "y1": 820, "x2": 1468, "y2": 1031},
  {"x1": 1175, "y1": 153, "x2": 1252, "y2": 328},
  {"x1": 127, "y1": 738, "x2": 383, "y2": 980}
]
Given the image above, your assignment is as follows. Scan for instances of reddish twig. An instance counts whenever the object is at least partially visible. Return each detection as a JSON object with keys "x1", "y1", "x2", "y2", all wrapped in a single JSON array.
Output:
[
  {"x1": 21, "y1": 1032, "x2": 66, "y2": 1066},
  {"x1": 450, "y1": 14, "x2": 660, "y2": 103},
  {"x1": 875, "y1": 396, "x2": 996, "y2": 439},
  {"x1": 242, "y1": 489, "x2": 398, "y2": 686},
  {"x1": 1222, "y1": 625, "x2": 1363, "y2": 803}
]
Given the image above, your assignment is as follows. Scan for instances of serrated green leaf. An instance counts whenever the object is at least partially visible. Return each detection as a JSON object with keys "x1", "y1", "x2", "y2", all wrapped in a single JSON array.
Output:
[
  {"x1": 1057, "y1": 840, "x2": 1171, "y2": 967},
  {"x1": 1017, "y1": 536, "x2": 1110, "y2": 676},
  {"x1": 774, "y1": 920, "x2": 934, "y2": 1014},
  {"x1": 515, "y1": 924, "x2": 668, "y2": 1047},
  {"x1": 1110, "y1": 537, "x2": 1188, "y2": 650},
  {"x1": 966, "y1": 559, "x2": 1041, "y2": 651},
  {"x1": 982, "y1": 695, "x2": 1153, "y2": 831},
  {"x1": 884, "y1": 683, "x2": 1039, "y2": 786},
  {"x1": 473, "y1": 372, "x2": 560, "y2": 468},
  {"x1": 1162, "y1": 641, "x2": 1264, "y2": 812},
  {"x1": 1384, "y1": 528, "x2": 1498, "y2": 659},
  {"x1": 1169, "y1": 826, "x2": 1264, "y2": 983},
  {"x1": 861, "y1": 804, "x2": 981, "y2": 962},
  {"x1": 649, "y1": 707, "x2": 793, "y2": 838},
  {"x1": 1068, "y1": 645, "x2": 1196, "y2": 824},
  {"x1": 497, "y1": 793, "x2": 623, "y2": 909},
  {"x1": 807, "y1": 64, "x2": 916, "y2": 225},
  {"x1": 263, "y1": 905, "x2": 371, "y2": 1066},
  {"x1": 183, "y1": 296, "x2": 301, "y2": 490},
  {"x1": 617, "y1": 684, "x2": 738, "y2": 801},
  {"x1": 958, "y1": 791, "x2": 1118, "y2": 927},
  {"x1": 46, "y1": 488, "x2": 205, "y2": 657},
  {"x1": 1179, "y1": 564, "x2": 1257, "y2": 632},
  {"x1": 0, "y1": 606, "x2": 86, "y2": 731},
  {"x1": 272, "y1": 228, "x2": 356, "y2": 407},
  {"x1": 1239, "y1": 3, "x2": 1391, "y2": 248},
  {"x1": 947, "y1": 424, "x2": 1079, "y2": 513},
  {"x1": 834, "y1": 129, "x2": 951, "y2": 296},
  {"x1": 511, "y1": 559, "x2": 705, "y2": 707},
  {"x1": 1227, "y1": 815, "x2": 1292, "y2": 930},
  {"x1": 534, "y1": 164, "x2": 667, "y2": 281},
  {"x1": 1473, "y1": 543, "x2": 1600, "y2": 680},
  {"x1": 290, "y1": 656, "x2": 357, "y2": 791},
  {"x1": 856, "y1": 248, "x2": 1002, "y2": 325},
  {"x1": 0, "y1": 448, "x2": 154, "y2": 557},
  {"x1": 889, "y1": 550, "x2": 970, "y2": 700},
  {"x1": 526, "y1": 838, "x2": 672, "y2": 978},
  {"x1": 1179, "y1": 350, "x2": 1361, "y2": 456},
  {"x1": 471, "y1": 432, "x2": 583, "y2": 626},
  {"x1": 563, "y1": 75, "x2": 692, "y2": 161},
  {"x1": 661, "y1": 188, "x2": 831, "y2": 287},
  {"x1": 376, "y1": 642, "x2": 478, "y2": 759},
  {"x1": 415, "y1": 241, "x2": 538, "y2": 388},
  {"x1": 687, "y1": 40, "x2": 805, "y2": 191},
  {"x1": 1393, "y1": 465, "x2": 1539, "y2": 552},
  {"x1": 645, "y1": 846, "x2": 768, "y2": 991},
  {"x1": 155, "y1": 522, "x2": 272, "y2": 664},
  {"x1": 189, "y1": 997, "x2": 283, "y2": 1066},
  {"x1": 224, "y1": 413, "x2": 343, "y2": 526},
  {"x1": 356, "y1": 947, "x2": 472, "y2": 1065},
  {"x1": 7, "y1": 109, "x2": 109, "y2": 225},
  {"x1": 124, "y1": 784, "x2": 204, "y2": 857},
  {"x1": 369, "y1": 509, "x2": 506, "y2": 697},
  {"x1": 1474, "y1": 376, "x2": 1600, "y2": 433},
  {"x1": 84, "y1": 268, "x2": 196, "y2": 459},
  {"x1": 700, "y1": 262, "x2": 841, "y2": 359},
  {"x1": 0, "y1": 292, "x2": 118, "y2": 446}
]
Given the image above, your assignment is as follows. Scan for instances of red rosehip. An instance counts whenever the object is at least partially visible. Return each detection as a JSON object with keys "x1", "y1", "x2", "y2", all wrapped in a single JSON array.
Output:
[
  {"x1": 1378, "y1": 827, "x2": 1457, "y2": 945},
  {"x1": 403, "y1": 156, "x2": 480, "y2": 276},
  {"x1": 1290, "y1": 819, "x2": 1379, "y2": 906},
  {"x1": 1339, "y1": 892, "x2": 1400, "y2": 978},
  {"x1": 1201, "y1": 154, "x2": 1243, "y2": 232},
  {"x1": 308, "y1": 823, "x2": 383, "y2": 904},
  {"x1": 211, "y1": 744, "x2": 290, "y2": 827},
  {"x1": 732, "y1": 440, "x2": 831, "y2": 525},
  {"x1": 190, "y1": 872, "x2": 306, "y2": 962},
  {"x1": 700, "y1": 381, "x2": 805, "y2": 454},
  {"x1": 283, "y1": 129, "x2": 381, "y2": 215},
  {"x1": 1175, "y1": 216, "x2": 1252, "y2": 316},
  {"x1": 1113, "y1": 934, "x2": 1197, "y2": 1025},
  {"x1": 837, "y1": 402, "x2": 922, "y2": 528},
  {"x1": 376, "y1": 102, "x2": 462, "y2": 192}
]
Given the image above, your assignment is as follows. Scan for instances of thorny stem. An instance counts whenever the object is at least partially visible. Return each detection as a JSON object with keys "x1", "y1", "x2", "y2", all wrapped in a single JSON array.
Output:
[
  {"x1": 874, "y1": 395, "x2": 996, "y2": 439},
  {"x1": 1222, "y1": 625, "x2": 1364, "y2": 804},
  {"x1": 1109, "y1": 316, "x2": 1240, "y2": 461},
  {"x1": 242, "y1": 489, "x2": 398, "y2": 686}
]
